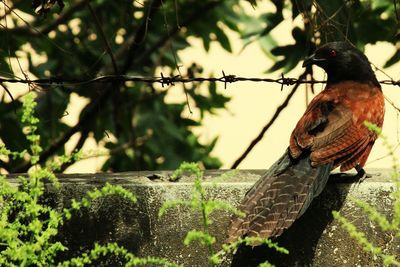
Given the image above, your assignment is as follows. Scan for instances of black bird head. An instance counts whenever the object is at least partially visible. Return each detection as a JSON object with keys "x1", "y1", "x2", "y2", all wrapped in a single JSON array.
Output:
[{"x1": 303, "y1": 42, "x2": 379, "y2": 87}]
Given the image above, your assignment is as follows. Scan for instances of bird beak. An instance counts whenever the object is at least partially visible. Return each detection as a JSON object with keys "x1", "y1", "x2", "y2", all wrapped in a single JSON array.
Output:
[
  {"x1": 302, "y1": 54, "x2": 316, "y2": 68},
  {"x1": 302, "y1": 54, "x2": 325, "y2": 68}
]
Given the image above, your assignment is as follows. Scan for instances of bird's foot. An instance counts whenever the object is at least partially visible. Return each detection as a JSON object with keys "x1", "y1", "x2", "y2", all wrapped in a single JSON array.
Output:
[{"x1": 354, "y1": 165, "x2": 371, "y2": 184}]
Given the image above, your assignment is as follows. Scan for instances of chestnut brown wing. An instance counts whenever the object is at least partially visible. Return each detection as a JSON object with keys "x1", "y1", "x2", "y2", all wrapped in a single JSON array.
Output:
[{"x1": 290, "y1": 95, "x2": 372, "y2": 171}]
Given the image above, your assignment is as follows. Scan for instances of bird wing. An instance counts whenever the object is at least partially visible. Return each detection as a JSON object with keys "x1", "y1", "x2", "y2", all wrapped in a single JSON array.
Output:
[
  {"x1": 227, "y1": 82, "x2": 384, "y2": 244},
  {"x1": 289, "y1": 86, "x2": 377, "y2": 171}
]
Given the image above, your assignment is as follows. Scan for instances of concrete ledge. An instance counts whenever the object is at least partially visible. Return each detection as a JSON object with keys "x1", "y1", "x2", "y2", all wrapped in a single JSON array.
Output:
[{"x1": 9, "y1": 169, "x2": 399, "y2": 266}]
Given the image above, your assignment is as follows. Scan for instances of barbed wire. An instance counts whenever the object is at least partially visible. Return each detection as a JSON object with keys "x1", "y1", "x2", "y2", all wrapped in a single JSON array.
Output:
[{"x1": 1, "y1": 72, "x2": 400, "y2": 89}]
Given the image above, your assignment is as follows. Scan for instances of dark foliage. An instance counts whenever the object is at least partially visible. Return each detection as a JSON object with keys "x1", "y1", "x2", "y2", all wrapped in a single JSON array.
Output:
[{"x1": 0, "y1": 0, "x2": 398, "y2": 172}]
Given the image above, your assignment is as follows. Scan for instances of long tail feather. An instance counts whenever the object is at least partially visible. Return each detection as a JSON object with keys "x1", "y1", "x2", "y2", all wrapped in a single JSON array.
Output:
[{"x1": 226, "y1": 149, "x2": 332, "y2": 244}]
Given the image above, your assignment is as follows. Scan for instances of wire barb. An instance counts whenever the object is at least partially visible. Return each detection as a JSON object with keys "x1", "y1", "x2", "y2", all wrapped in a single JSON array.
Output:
[
  {"x1": 279, "y1": 73, "x2": 297, "y2": 89},
  {"x1": 0, "y1": 74, "x2": 399, "y2": 88},
  {"x1": 160, "y1": 72, "x2": 180, "y2": 87},
  {"x1": 221, "y1": 70, "x2": 236, "y2": 89}
]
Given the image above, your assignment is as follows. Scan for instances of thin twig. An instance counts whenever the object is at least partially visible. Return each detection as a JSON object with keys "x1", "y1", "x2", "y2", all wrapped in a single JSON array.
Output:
[
  {"x1": 0, "y1": 0, "x2": 89, "y2": 36},
  {"x1": 10, "y1": 0, "x2": 169, "y2": 172},
  {"x1": 87, "y1": 2, "x2": 119, "y2": 74},
  {"x1": 385, "y1": 95, "x2": 400, "y2": 113},
  {"x1": 0, "y1": 83, "x2": 14, "y2": 102},
  {"x1": 120, "y1": 0, "x2": 163, "y2": 73},
  {"x1": 159, "y1": 0, "x2": 192, "y2": 113},
  {"x1": 394, "y1": 0, "x2": 400, "y2": 26},
  {"x1": 230, "y1": 70, "x2": 309, "y2": 169},
  {"x1": 0, "y1": 0, "x2": 21, "y2": 20}
]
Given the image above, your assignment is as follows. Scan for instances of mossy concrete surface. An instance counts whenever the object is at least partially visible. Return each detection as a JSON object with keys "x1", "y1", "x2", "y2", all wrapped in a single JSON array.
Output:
[{"x1": 8, "y1": 169, "x2": 399, "y2": 266}]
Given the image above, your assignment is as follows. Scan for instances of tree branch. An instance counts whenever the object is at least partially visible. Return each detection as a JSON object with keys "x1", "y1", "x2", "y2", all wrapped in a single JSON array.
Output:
[
  {"x1": 0, "y1": 0, "x2": 89, "y2": 36},
  {"x1": 11, "y1": 1, "x2": 224, "y2": 172},
  {"x1": 87, "y1": 2, "x2": 118, "y2": 74},
  {"x1": 133, "y1": 1, "x2": 221, "y2": 69},
  {"x1": 100, "y1": 1, "x2": 221, "y2": 75},
  {"x1": 230, "y1": 70, "x2": 310, "y2": 169},
  {"x1": 120, "y1": 0, "x2": 164, "y2": 73},
  {"x1": 0, "y1": 0, "x2": 22, "y2": 21},
  {"x1": 10, "y1": 0, "x2": 164, "y2": 172}
]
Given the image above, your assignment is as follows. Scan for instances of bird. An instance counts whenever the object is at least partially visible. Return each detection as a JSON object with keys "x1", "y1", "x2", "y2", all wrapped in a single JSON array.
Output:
[{"x1": 226, "y1": 41, "x2": 385, "y2": 244}]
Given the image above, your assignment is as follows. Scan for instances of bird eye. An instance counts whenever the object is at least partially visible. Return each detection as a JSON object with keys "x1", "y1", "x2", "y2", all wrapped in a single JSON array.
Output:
[{"x1": 328, "y1": 49, "x2": 337, "y2": 57}]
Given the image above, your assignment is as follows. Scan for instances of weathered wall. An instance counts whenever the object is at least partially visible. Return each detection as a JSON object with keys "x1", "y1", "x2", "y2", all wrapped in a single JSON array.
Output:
[{"x1": 9, "y1": 169, "x2": 398, "y2": 266}]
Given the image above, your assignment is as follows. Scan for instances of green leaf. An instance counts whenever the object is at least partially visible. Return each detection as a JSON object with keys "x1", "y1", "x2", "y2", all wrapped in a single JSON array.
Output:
[
  {"x1": 384, "y1": 49, "x2": 400, "y2": 68},
  {"x1": 214, "y1": 26, "x2": 232, "y2": 52}
]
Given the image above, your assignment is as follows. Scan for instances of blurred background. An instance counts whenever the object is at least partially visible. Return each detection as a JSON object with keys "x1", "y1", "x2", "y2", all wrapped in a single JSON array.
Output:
[{"x1": 0, "y1": 0, "x2": 399, "y2": 173}]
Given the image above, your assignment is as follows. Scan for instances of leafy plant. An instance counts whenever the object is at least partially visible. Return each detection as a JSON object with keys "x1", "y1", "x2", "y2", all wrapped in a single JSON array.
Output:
[
  {"x1": 248, "y1": 0, "x2": 399, "y2": 72},
  {"x1": 0, "y1": 0, "x2": 252, "y2": 173},
  {"x1": 333, "y1": 122, "x2": 400, "y2": 266},
  {"x1": 0, "y1": 93, "x2": 286, "y2": 266},
  {"x1": 0, "y1": 92, "x2": 177, "y2": 266},
  {"x1": 159, "y1": 162, "x2": 288, "y2": 266},
  {"x1": 1, "y1": 1, "x2": 399, "y2": 173}
]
